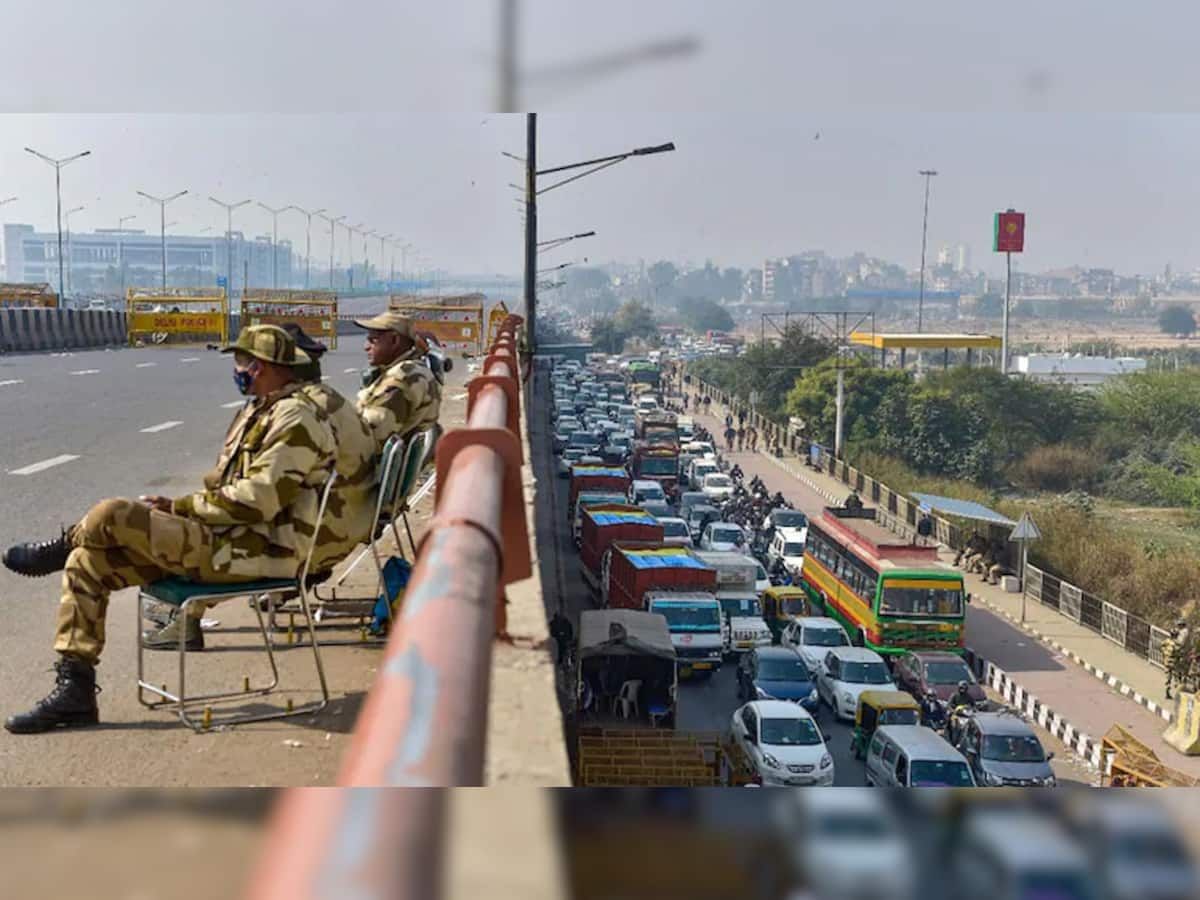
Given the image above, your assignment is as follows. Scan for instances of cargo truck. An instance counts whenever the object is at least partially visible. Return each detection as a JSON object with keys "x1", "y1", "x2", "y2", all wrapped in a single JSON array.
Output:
[
  {"x1": 603, "y1": 543, "x2": 718, "y2": 611},
  {"x1": 644, "y1": 592, "x2": 724, "y2": 676},
  {"x1": 689, "y1": 549, "x2": 773, "y2": 657},
  {"x1": 630, "y1": 443, "x2": 680, "y2": 498},
  {"x1": 568, "y1": 465, "x2": 632, "y2": 517},
  {"x1": 578, "y1": 505, "x2": 664, "y2": 601}
]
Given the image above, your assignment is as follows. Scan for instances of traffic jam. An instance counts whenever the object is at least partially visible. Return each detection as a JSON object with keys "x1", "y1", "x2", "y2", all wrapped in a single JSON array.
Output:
[{"x1": 547, "y1": 351, "x2": 1063, "y2": 789}]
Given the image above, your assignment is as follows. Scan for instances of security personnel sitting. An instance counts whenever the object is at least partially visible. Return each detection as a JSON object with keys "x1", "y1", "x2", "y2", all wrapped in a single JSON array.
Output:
[
  {"x1": 354, "y1": 311, "x2": 442, "y2": 453},
  {"x1": 2, "y1": 326, "x2": 337, "y2": 733}
]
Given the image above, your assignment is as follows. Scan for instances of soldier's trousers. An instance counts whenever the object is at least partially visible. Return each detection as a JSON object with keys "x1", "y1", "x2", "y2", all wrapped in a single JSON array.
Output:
[{"x1": 55, "y1": 498, "x2": 251, "y2": 664}]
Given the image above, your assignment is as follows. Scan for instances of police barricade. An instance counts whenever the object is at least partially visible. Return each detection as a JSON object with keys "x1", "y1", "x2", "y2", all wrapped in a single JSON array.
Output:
[
  {"x1": 387, "y1": 297, "x2": 483, "y2": 355},
  {"x1": 126, "y1": 287, "x2": 228, "y2": 347},
  {"x1": 0, "y1": 282, "x2": 58, "y2": 309},
  {"x1": 240, "y1": 289, "x2": 338, "y2": 349}
]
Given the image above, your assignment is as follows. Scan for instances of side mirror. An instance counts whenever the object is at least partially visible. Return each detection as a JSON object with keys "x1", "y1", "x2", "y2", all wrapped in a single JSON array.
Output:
[
  {"x1": 1046, "y1": 751, "x2": 1055, "y2": 761},
  {"x1": 823, "y1": 732, "x2": 833, "y2": 743}
]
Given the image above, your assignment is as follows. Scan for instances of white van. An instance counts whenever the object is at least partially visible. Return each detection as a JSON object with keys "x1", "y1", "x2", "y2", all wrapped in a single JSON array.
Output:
[
  {"x1": 952, "y1": 811, "x2": 1098, "y2": 900},
  {"x1": 864, "y1": 725, "x2": 975, "y2": 787}
]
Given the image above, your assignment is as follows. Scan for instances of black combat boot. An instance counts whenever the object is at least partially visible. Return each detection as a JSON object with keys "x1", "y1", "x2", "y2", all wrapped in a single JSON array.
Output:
[
  {"x1": 3, "y1": 528, "x2": 72, "y2": 578},
  {"x1": 4, "y1": 655, "x2": 100, "y2": 734}
]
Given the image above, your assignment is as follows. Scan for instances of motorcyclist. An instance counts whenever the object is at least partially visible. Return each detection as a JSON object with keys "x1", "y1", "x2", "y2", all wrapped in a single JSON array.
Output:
[
  {"x1": 946, "y1": 680, "x2": 975, "y2": 743},
  {"x1": 772, "y1": 491, "x2": 786, "y2": 508},
  {"x1": 729, "y1": 463, "x2": 744, "y2": 483},
  {"x1": 920, "y1": 691, "x2": 947, "y2": 730},
  {"x1": 948, "y1": 680, "x2": 974, "y2": 712}
]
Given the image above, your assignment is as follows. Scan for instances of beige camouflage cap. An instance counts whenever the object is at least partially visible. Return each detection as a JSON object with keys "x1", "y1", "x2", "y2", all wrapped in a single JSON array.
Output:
[
  {"x1": 221, "y1": 324, "x2": 312, "y2": 366},
  {"x1": 353, "y1": 310, "x2": 415, "y2": 337}
]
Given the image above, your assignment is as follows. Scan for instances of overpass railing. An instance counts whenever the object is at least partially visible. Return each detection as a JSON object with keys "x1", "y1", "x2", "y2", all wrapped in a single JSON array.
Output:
[
  {"x1": 683, "y1": 368, "x2": 1173, "y2": 673},
  {"x1": 246, "y1": 314, "x2": 530, "y2": 899}
]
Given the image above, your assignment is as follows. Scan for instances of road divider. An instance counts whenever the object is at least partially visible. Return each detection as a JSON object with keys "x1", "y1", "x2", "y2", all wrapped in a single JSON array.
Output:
[{"x1": 0, "y1": 308, "x2": 126, "y2": 354}]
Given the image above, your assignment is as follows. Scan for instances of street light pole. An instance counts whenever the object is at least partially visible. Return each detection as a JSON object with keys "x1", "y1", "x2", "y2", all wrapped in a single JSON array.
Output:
[
  {"x1": 917, "y1": 169, "x2": 937, "y2": 334},
  {"x1": 317, "y1": 213, "x2": 345, "y2": 290},
  {"x1": 64, "y1": 205, "x2": 84, "y2": 297},
  {"x1": 377, "y1": 233, "x2": 392, "y2": 290},
  {"x1": 348, "y1": 223, "x2": 365, "y2": 291},
  {"x1": 284, "y1": 205, "x2": 326, "y2": 289},
  {"x1": 136, "y1": 188, "x2": 188, "y2": 291},
  {"x1": 117, "y1": 213, "x2": 135, "y2": 301},
  {"x1": 256, "y1": 202, "x2": 288, "y2": 289},
  {"x1": 210, "y1": 196, "x2": 251, "y2": 305},
  {"x1": 25, "y1": 147, "x2": 91, "y2": 304},
  {"x1": 523, "y1": 112, "x2": 538, "y2": 352}
]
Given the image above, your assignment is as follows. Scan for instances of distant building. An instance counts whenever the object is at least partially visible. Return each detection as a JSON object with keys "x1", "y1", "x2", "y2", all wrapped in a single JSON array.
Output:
[{"x1": 1013, "y1": 353, "x2": 1146, "y2": 388}]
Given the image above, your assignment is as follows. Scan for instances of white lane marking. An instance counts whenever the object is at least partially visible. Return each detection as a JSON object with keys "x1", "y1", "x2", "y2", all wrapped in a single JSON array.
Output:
[
  {"x1": 136, "y1": 362, "x2": 157, "y2": 368},
  {"x1": 10, "y1": 454, "x2": 80, "y2": 476},
  {"x1": 70, "y1": 369, "x2": 101, "y2": 376},
  {"x1": 220, "y1": 400, "x2": 245, "y2": 409},
  {"x1": 343, "y1": 367, "x2": 359, "y2": 373},
  {"x1": 140, "y1": 420, "x2": 183, "y2": 434},
  {"x1": 180, "y1": 357, "x2": 200, "y2": 363},
  {"x1": 321, "y1": 375, "x2": 332, "y2": 381},
  {"x1": 451, "y1": 392, "x2": 468, "y2": 400},
  {"x1": 0, "y1": 379, "x2": 23, "y2": 387}
]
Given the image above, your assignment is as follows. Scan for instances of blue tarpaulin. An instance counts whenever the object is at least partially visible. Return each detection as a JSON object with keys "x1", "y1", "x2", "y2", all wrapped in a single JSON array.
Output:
[
  {"x1": 910, "y1": 492, "x2": 1015, "y2": 527},
  {"x1": 625, "y1": 552, "x2": 711, "y2": 571},
  {"x1": 589, "y1": 510, "x2": 654, "y2": 526}
]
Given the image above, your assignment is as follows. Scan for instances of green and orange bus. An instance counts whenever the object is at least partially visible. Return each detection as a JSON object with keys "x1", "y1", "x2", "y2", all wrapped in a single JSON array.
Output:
[{"x1": 799, "y1": 506, "x2": 966, "y2": 657}]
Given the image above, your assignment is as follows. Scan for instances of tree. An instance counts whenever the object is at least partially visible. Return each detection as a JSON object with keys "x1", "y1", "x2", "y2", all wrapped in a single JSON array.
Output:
[
  {"x1": 647, "y1": 260, "x2": 678, "y2": 307},
  {"x1": 680, "y1": 296, "x2": 735, "y2": 333},
  {"x1": 614, "y1": 299, "x2": 657, "y2": 341},
  {"x1": 787, "y1": 357, "x2": 912, "y2": 449},
  {"x1": 589, "y1": 316, "x2": 625, "y2": 354},
  {"x1": 1159, "y1": 305, "x2": 1197, "y2": 337}
]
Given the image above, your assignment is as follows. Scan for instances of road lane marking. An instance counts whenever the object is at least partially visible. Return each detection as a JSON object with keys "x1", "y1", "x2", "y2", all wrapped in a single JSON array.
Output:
[
  {"x1": 10, "y1": 454, "x2": 80, "y2": 476},
  {"x1": 70, "y1": 369, "x2": 100, "y2": 375},
  {"x1": 136, "y1": 362, "x2": 157, "y2": 368},
  {"x1": 0, "y1": 379, "x2": 23, "y2": 387},
  {"x1": 180, "y1": 357, "x2": 200, "y2": 363},
  {"x1": 140, "y1": 420, "x2": 183, "y2": 434},
  {"x1": 220, "y1": 400, "x2": 245, "y2": 408},
  {"x1": 451, "y1": 392, "x2": 468, "y2": 400},
  {"x1": 343, "y1": 367, "x2": 359, "y2": 373}
]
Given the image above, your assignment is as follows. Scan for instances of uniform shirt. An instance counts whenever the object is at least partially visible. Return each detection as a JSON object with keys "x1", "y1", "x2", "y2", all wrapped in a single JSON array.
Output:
[
  {"x1": 298, "y1": 381, "x2": 378, "y2": 572},
  {"x1": 174, "y1": 381, "x2": 337, "y2": 578},
  {"x1": 355, "y1": 350, "x2": 442, "y2": 455}
]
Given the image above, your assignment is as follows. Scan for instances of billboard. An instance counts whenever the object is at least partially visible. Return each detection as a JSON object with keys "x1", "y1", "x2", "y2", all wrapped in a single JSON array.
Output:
[{"x1": 993, "y1": 210, "x2": 1026, "y2": 253}]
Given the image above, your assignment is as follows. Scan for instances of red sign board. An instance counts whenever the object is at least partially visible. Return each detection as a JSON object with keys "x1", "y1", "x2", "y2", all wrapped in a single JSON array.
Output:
[{"x1": 994, "y1": 210, "x2": 1025, "y2": 253}]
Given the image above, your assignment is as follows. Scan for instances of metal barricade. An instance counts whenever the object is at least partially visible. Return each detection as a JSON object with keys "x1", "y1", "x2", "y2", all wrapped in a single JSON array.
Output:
[
  {"x1": 1058, "y1": 581, "x2": 1083, "y2": 624},
  {"x1": 1149, "y1": 625, "x2": 1171, "y2": 669},
  {"x1": 1023, "y1": 564, "x2": 1044, "y2": 605},
  {"x1": 1102, "y1": 601, "x2": 1129, "y2": 648}
]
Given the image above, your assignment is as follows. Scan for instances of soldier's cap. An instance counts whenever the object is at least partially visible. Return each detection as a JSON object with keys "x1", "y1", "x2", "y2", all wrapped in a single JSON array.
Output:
[
  {"x1": 221, "y1": 324, "x2": 311, "y2": 366},
  {"x1": 279, "y1": 322, "x2": 328, "y2": 357},
  {"x1": 354, "y1": 310, "x2": 415, "y2": 338}
]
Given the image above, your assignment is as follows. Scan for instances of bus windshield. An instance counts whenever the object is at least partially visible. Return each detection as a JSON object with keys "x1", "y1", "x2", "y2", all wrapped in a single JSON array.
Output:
[{"x1": 880, "y1": 583, "x2": 965, "y2": 618}]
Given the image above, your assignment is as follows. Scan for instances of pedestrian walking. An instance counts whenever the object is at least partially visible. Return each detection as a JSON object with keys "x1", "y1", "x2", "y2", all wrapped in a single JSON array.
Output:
[
  {"x1": 748, "y1": 426, "x2": 758, "y2": 451},
  {"x1": 738, "y1": 409, "x2": 746, "y2": 428},
  {"x1": 724, "y1": 425, "x2": 736, "y2": 451},
  {"x1": 737, "y1": 426, "x2": 745, "y2": 451}
]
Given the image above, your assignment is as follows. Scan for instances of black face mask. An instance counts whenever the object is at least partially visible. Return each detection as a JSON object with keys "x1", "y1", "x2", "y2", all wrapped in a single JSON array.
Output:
[{"x1": 233, "y1": 363, "x2": 257, "y2": 395}]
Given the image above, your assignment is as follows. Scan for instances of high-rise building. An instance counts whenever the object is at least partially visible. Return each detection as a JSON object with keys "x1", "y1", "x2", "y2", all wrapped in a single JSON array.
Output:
[{"x1": 955, "y1": 243, "x2": 971, "y2": 273}]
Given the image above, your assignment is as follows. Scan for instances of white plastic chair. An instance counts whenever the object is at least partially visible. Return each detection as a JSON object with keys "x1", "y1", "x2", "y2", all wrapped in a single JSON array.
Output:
[{"x1": 616, "y1": 679, "x2": 642, "y2": 719}]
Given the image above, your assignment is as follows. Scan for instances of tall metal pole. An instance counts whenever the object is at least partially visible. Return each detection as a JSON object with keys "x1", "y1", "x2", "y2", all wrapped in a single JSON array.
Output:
[
  {"x1": 1002, "y1": 250, "x2": 1012, "y2": 374},
  {"x1": 137, "y1": 189, "x2": 187, "y2": 291},
  {"x1": 64, "y1": 205, "x2": 83, "y2": 297},
  {"x1": 318, "y1": 213, "x2": 344, "y2": 290},
  {"x1": 257, "y1": 202, "x2": 287, "y2": 288},
  {"x1": 210, "y1": 197, "x2": 250, "y2": 326},
  {"x1": 917, "y1": 169, "x2": 937, "y2": 333},
  {"x1": 117, "y1": 213, "x2": 135, "y2": 301},
  {"x1": 498, "y1": 0, "x2": 518, "y2": 111},
  {"x1": 25, "y1": 148, "x2": 90, "y2": 305},
  {"x1": 523, "y1": 112, "x2": 538, "y2": 353}
]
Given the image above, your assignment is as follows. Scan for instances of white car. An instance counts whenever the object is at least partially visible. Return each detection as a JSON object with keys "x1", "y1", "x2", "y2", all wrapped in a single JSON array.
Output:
[
  {"x1": 701, "y1": 472, "x2": 735, "y2": 502},
  {"x1": 815, "y1": 646, "x2": 895, "y2": 721},
  {"x1": 781, "y1": 617, "x2": 852, "y2": 674},
  {"x1": 699, "y1": 522, "x2": 747, "y2": 553},
  {"x1": 768, "y1": 527, "x2": 807, "y2": 577},
  {"x1": 629, "y1": 479, "x2": 667, "y2": 505},
  {"x1": 781, "y1": 789, "x2": 916, "y2": 900},
  {"x1": 730, "y1": 700, "x2": 834, "y2": 787},
  {"x1": 754, "y1": 561, "x2": 770, "y2": 596},
  {"x1": 657, "y1": 517, "x2": 693, "y2": 548},
  {"x1": 688, "y1": 459, "x2": 719, "y2": 491}
]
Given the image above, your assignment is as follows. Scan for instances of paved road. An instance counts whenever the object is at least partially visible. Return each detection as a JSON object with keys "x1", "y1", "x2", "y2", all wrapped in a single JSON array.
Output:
[
  {"x1": 530, "y1": 370, "x2": 1089, "y2": 786},
  {"x1": 0, "y1": 341, "x2": 467, "y2": 785}
]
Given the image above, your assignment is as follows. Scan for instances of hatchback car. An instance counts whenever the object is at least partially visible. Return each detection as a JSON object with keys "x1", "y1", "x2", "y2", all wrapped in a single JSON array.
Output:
[
  {"x1": 816, "y1": 646, "x2": 895, "y2": 721},
  {"x1": 699, "y1": 522, "x2": 748, "y2": 552},
  {"x1": 892, "y1": 650, "x2": 985, "y2": 705},
  {"x1": 780, "y1": 617, "x2": 852, "y2": 673},
  {"x1": 657, "y1": 516, "x2": 693, "y2": 548},
  {"x1": 956, "y1": 711, "x2": 1056, "y2": 787}
]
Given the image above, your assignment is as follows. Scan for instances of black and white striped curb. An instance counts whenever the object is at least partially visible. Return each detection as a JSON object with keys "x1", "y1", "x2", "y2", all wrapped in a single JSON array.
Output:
[
  {"x1": 759, "y1": 451, "x2": 843, "y2": 505},
  {"x1": 972, "y1": 595, "x2": 1175, "y2": 725},
  {"x1": 962, "y1": 647, "x2": 1105, "y2": 771}
]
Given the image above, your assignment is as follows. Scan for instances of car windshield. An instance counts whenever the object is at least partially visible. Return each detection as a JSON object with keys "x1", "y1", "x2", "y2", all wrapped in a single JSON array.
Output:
[
  {"x1": 908, "y1": 760, "x2": 974, "y2": 787},
  {"x1": 705, "y1": 475, "x2": 731, "y2": 487},
  {"x1": 981, "y1": 734, "x2": 1046, "y2": 763},
  {"x1": 756, "y1": 564, "x2": 768, "y2": 580},
  {"x1": 758, "y1": 658, "x2": 810, "y2": 682},
  {"x1": 783, "y1": 542, "x2": 805, "y2": 556},
  {"x1": 711, "y1": 527, "x2": 743, "y2": 544},
  {"x1": 924, "y1": 660, "x2": 974, "y2": 684},
  {"x1": 693, "y1": 465, "x2": 716, "y2": 478},
  {"x1": 639, "y1": 457, "x2": 677, "y2": 475},
  {"x1": 804, "y1": 627, "x2": 849, "y2": 647},
  {"x1": 563, "y1": 449, "x2": 584, "y2": 460},
  {"x1": 654, "y1": 604, "x2": 719, "y2": 629},
  {"x1": 609, "y1": 437, "x2": 631, "y2": 449},
  {"x1": 759, "y1": 717, "x2": 821, "y2": 746},
  {"x1": 881, "y1": 584, "x2": 965, "y2": 618},
  {"x1": 773, "y1": 511, "x2": 808, "y2": 528},
  {"x1": 1112, "y1": 833, "x2": 1190, "y2": 866},
  {"x1": 661, "y1": 521, "x2": 690, "y2": 538},
  {"x1": 812, "y1": 814, "x2": 891, "y2": 840},
  {"x1": 840, "y1": 661, "x2": 891, "y2": 684},
  {"x1": 1015, "y1": 872, "x2": 1095, "y2": 900},
  {"x1": 569, "y1": 432, "x2": 594, "y2": 444},
  {"x1": 879, "y1": 708, "x2": 921, "y2": 726},
  {"x1": 636, "y1": 486, "x2": 665, "y2": 501},
  {"x1": 720, "y1": 597, "x2": 762, "y2": 617}
]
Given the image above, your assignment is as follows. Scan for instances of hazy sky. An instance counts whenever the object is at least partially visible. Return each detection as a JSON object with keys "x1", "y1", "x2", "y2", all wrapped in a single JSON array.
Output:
[{"x1": 3, "y1": 3, "x2": 1200, "y2": 278}]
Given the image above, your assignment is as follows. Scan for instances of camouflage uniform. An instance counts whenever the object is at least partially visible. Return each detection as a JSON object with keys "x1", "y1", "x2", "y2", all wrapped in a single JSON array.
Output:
[
  {"x1": 55, "y1": 326, "x2": 337, "y2": 663},
  {"x1": 354, "y1": 310, "x2": 442, "y2": 454}
]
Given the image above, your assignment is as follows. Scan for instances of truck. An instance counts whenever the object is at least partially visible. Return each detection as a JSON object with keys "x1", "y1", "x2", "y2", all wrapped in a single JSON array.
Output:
[
  {"x1": 602, "y1": 543, "x2": 717, "y2": 611},
  {"x1": 630, "y1": 443, "x2": 680, "y2": 498},
  {"x1": 568, "y1": 465, "x2": 632, "y2": 519},
  {"x1": 634, "y1": 409, "x2": 679, "y2": 447},
  {"x1": 627, "y1": 360, "x2": 661, "y2": 391},
  {"x1": 578, "y1": 505, "x2": 664, "y2": 600},
  {"x1": 645, "y1": 592, "x2": 724, "y2": 676},
  {"x1": 689, "y1": 549, "x2": 773, "y2": 657}
]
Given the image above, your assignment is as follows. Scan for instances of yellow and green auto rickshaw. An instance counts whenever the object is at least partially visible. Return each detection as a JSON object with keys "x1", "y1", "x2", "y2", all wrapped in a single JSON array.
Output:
[
  {"x1": 849, "y1": 690, "x2": 922, "y2": 760},
  {"x1": 761, "y1": 585, "x2": 811, "y2": 644}
]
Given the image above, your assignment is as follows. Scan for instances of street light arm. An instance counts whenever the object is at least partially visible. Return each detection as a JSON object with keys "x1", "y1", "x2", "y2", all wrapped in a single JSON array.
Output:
[
  {"x1": 537, "y1": 141, "x2": 674, "y2": 176},
  {"x1": 167, "y1": 189, "x2": 188, "y2": 203},
  {"x1": 538, "y1": 157, "x2": 626, "y2": 195}
]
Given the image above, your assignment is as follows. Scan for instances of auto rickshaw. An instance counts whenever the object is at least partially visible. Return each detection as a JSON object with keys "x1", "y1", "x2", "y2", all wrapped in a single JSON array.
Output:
[
  {"x1": 761, "y1": 585, "x2": 811, "y2": 643},
  {"x1": 849, "y1": 690, "x2": 922, "y2": 760}
]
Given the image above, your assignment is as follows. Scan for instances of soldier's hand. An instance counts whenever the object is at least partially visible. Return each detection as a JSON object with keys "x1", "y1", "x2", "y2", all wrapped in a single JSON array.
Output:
[{"x1": 139, "y1": 495, "x2": 173, "y2": 512}]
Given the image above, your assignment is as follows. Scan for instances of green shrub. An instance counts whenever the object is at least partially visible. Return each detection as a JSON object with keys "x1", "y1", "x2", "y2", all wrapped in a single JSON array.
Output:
[{"x1": 1012, "y1": 444, "x2": 1103, "y2": 492}]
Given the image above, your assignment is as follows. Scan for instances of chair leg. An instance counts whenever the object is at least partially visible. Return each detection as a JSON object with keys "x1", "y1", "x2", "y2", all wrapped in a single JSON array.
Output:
[{"x1": 401, "y1": 512, "x2": 416, "y2": 558}]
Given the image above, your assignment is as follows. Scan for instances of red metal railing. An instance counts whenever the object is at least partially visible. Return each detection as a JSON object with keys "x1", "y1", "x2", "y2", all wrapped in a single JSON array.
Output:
[{"x1": 246, "y1": 315, "x2": 529, "y2": 899}]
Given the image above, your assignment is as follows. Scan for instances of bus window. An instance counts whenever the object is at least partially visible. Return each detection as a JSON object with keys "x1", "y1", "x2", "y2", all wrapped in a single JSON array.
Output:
[{"x1": 880, "y1": 584, "x2": 964, "y2": 618}]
